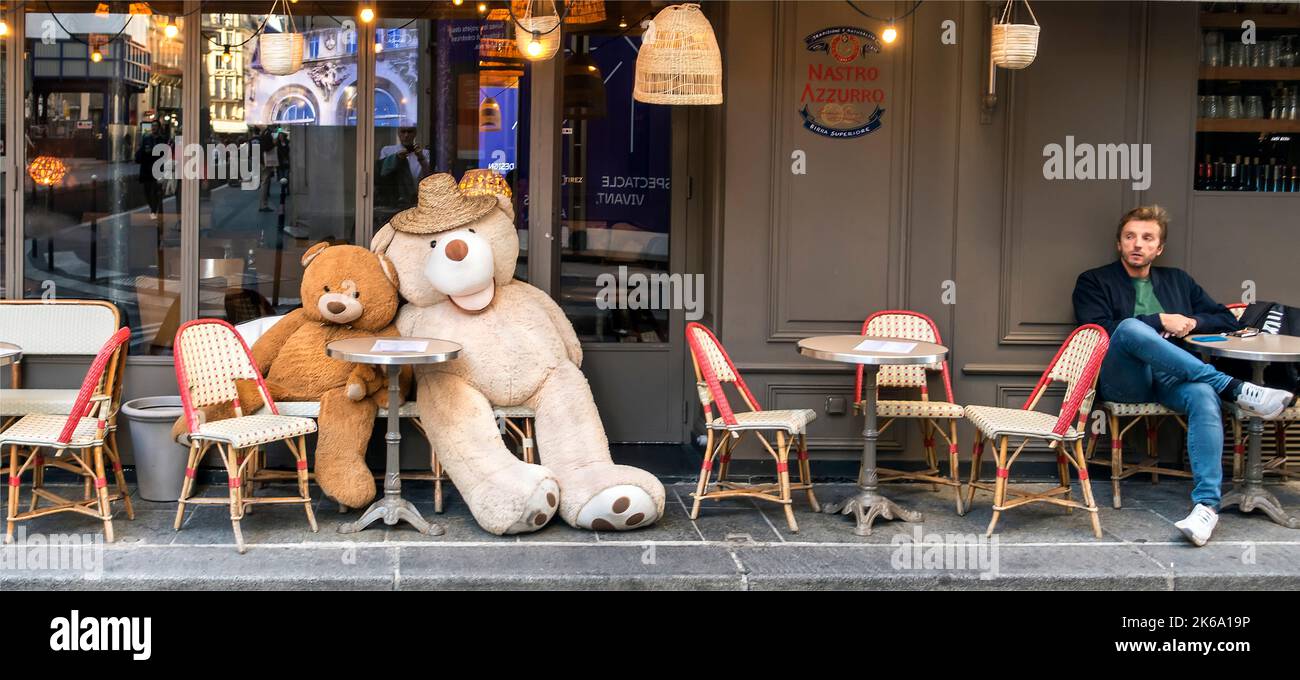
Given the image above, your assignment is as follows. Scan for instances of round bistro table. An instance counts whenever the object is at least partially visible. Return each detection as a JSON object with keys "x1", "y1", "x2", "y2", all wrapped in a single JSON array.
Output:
[
  {"x1": 326, "y1": 336, "x2": 461, "y2": 536},
  {"x1": 0, "y1": 342, "x2": 20, "y2": 367},
  {"x1": 1186, "y1": 333, "x2": 1300, "y2": 529},
  {"x1": 797, "y1": 334, "x2": 949, "y2": 536}
]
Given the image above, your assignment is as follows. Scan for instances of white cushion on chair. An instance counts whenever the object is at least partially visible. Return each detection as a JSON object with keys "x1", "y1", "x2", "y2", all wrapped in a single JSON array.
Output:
[
  {"x1": 270, "y1": 401, "x2": 423, "y2": 418},
  {"x1": 709, "y1": 409, "x2": 816, "y2": 434},
  {"x1": 964, "y1": 405, "x2": 1083, "y2": 441},
  {"x1": 193, "y1": 414, "x2": 318, "y2": 448},
  {"x1": 0, "y1": 389, "x2": 80, "y2": 416},
  {"x1": 874, "y1": 400, "x2": 965, "y2": 419},
  {"x1": 0, "y1": 414, "x2": 103, "y2": 448},
  {"x1": 1100, "y1": 401, "x2": 1180, "y2": 417}
]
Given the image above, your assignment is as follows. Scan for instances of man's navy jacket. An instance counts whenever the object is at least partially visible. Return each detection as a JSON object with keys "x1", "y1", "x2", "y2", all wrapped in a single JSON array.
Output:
[{"x1": 1072, "y1": 259, "x2": 1241, "y2": 337}]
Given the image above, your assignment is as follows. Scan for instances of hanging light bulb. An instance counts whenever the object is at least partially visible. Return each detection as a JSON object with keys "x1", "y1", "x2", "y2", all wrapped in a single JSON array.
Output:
[
  {"x1": 478, "y1": 2, "x2": 488, "y2": 13},
  {"x1": 526, "y1": 31, "x2": 542, "y2": 57},
  {"x1": 91, "y1": 48, "x2": 104, "y2": 63},
  {"x1": 618, "y1": 16, "x2": 627, "y2": 29},
  {"x1": 515, "y1": 1, "x2": 561, "y2": 61},
  {"x1": 0, "y1": 21, "x2": 9, "y2": 37},
  {"x1": 453, "y1": 0, "x2": 464, "y2": 5},
  {"x1": 163, "y1": 18, "x2": 178, "y2": 39},
  {"x1": 359, "y1": 4, "x2": 376, "y2": 23},
  {"x1": 881, "y1": 21, "x2": 897, "y2": 44},
  {"x1": 222, "y1": 45, "x2": 233, "y2": 65},
  {"x1": 374, "y1": 41, "x2": 383, "y2": 53}
]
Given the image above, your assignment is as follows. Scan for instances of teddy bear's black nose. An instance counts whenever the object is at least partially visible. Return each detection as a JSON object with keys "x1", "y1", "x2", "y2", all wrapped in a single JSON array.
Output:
[
  {"x1": 327, "y1": 301, "x2": 347, "y2": 314},
  {"x1": 445, "y1": 239, "x2": 469, "y2": 262}
]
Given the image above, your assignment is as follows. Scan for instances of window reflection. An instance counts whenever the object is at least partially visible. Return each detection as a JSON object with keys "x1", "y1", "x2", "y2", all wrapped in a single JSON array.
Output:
[{"x1": 22, "y1": 11, "x2": 185, "y2": 355}]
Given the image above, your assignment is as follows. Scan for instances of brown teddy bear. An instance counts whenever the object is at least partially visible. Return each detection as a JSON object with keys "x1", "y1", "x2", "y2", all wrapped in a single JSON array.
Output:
[{"x1": 172, "y1": 242, "x2": 408, "y2": 508}]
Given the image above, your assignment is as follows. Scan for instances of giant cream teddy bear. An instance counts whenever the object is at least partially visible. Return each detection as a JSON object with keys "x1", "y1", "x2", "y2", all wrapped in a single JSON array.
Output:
[{"x1": 371, "y1": 174, "x2": 664, "y2": 534}]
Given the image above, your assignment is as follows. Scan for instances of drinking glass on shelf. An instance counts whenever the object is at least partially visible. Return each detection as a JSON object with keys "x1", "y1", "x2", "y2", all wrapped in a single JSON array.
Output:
[
  {"x1": 1203, "y1": 95, "x2": 1223, "y2": 119},
  {"x1": 1248, "y1": 42, "x2": 1263, "y2": 67},
  {"x1": 1279, "y1": 36, "x2": 1297, "y2": 67},
  {"x1": 1224, "y1": 95, "x2": 1244, "y2": 119},
  {"x1": 1245, "y1": 95, "x2": 1265, "y2": 119},
  {"x1": 1227, "y1": 42, "x2": 1248, "y2": 67},
  {"x1": 1203, "y1": 31, "x2": 1225, "y2": 66},
  {"x1": 1261, "y1": 41, "x2": 1280, "y2": 68}
]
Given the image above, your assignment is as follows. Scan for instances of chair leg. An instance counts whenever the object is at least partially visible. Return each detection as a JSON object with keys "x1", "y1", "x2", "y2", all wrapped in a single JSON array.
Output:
[
  {"x1": 523, "y1": 418, "x2": 536, "y2": 465},
  {"x1": 1110, "y1": 414, "x2": 1123, "y2": 509},
  {"x1": 224, "y1": 445, "x2": 246, "y2": 554},
  {"x1": 6, "y1": 445, "x2": 21, "y2": 544},
  {"x1": 1057, "y1": 447, "x2": 1073, "y2": 515},
  {"x1": 1074, "y1": 439, "x2": 1102, "y2": 539},
  {"x1": 107, "y1": 430, "x2": 134, "y2": 520},
  {"x1": 776, "y1": 431, "x2": 798, "y2": 533},
  {"x1": 948, "y1": 420, "x2": 965, "y2": 516},
  {"x1": 432, "y1": 447, "x2": 444, "y2": 514},
  {"x1": 690, "y1": 430, "x2": 719, "y2": 520},
  {"x1": 174, "y1": 441, "x2": 201, "y2": 531},
  {"x1": 1146, "y1": 417, "x2": 1160, "y2": 485},
  {"x1": 288, "y1": 437, "x2": 318, "y2": 533},
  {"x1": 797, "y1": 433, "x2": 820, "y2": 512},
  {"x1": 1231, "y1": 417, "x2": 1244, "y2": 483},
  {"x1": 92, "y1": 446, "x2": 115, "y2": 543},
  {"x1": 28, "y1": 451, "x2": 43, "y2": 513},
  {"x1": 965, "y1": 437, "x2": 985, "y2": 510},
  {"x1": 920, "y1": 419, "x2": 938, "y2": 491},
  {"x1": 716, "y1": 435, "x2": 733, "y2": 485},
  {"x1": 985, "y1": 436, "x2": 1008, "y2": 538}
]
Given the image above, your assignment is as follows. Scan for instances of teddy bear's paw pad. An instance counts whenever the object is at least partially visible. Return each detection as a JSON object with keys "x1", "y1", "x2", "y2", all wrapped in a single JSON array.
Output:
[
  {"x1": 576, "y1": 485, "x2": 659, "y2": 531},
  {"x1": 503, "y1": 477, "x2": 560, "y2": 534}
]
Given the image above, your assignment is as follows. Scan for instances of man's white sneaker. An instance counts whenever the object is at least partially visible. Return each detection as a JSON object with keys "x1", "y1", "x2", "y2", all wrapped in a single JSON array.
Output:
[
  {"x1": 1174, "y1": 503, "x2": 1219, "y2": 547},
  {"x1": 1235, "y1": 382, "x2": 1294, "y2": 420}
]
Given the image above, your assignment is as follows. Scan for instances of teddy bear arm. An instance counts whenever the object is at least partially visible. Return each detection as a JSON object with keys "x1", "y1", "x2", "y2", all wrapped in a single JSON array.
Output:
[
  {"x1": 250, "y1": 308, "x2": 310, "y2": 374},
  {"x1": 518, "y1": 283, "x2": 583, "y2": 366}
]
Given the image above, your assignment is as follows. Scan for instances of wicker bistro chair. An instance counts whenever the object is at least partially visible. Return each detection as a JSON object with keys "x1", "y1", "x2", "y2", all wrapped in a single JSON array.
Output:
[
  {"x1": 173, "y1": 319, "x2": 318, "y2": 554},
  {"x1": 964, "y1": 325, "x2": 1110, "y2": 538},
  {"x1": 3, "y1": 327, "x2": 133, "y2": 543},
  {"x1": 686, "y1": 322, "x2": 819, "y2": 532},
  {"x1": 1086, "y1": 402, "x2": 1191, "y2": 508},
  {"x1": 0, "y1": 300, "x2": 131, "y2": 505},
  {"x1": 854, "y1": 311, "x2": 967, "y2": 515}
]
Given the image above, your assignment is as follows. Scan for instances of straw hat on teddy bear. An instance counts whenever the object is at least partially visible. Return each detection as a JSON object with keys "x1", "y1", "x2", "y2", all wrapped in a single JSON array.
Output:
[{"x1": 388, "y1": 173, "x2": 498, "y2": 234}]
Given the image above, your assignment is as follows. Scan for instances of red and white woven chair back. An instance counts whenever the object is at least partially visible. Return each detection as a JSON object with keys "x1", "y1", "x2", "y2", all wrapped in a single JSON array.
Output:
[
  {"x1": 174, "y1": 319, "x2": 277, "y2": 432},
  {"x1": 857, "y1": 310, "x2": 953, "y2": 402},
  {"x1": 1033, "y1": 324, "x2": 1110, "y2": 436},
  {"x1": 686, "y1": 322, "x2": 761, "y2": 427},
  {"x1": 0, "y1": 300, "x2": 121, "y2": 356},
  {"x1": 55, "y1": 327, "x2": 131, "y2": 445}
]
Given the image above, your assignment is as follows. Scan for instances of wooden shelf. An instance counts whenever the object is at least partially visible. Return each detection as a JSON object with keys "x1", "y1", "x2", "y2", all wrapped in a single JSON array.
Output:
[
  {"x1": 1196, "y1": 119, "x2": 1300, "y2": 133},
  {"x1": 1200, "y1": 14, "x2": 1300, "y2": 29},
  {"x1": 1199, "y1": 66, "x2": 1300, "y2": 80}
]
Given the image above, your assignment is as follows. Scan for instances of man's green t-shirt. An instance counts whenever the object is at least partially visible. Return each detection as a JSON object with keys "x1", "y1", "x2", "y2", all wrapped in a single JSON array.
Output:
[{"x1": 1132, "y1": 277, "x2": 1165, "y2": 317}]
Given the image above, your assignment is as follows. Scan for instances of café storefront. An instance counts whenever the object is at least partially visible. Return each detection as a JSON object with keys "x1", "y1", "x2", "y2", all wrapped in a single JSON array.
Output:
[{"x1": 2, "y1": 0, "x2": 1299, "y2": 477}]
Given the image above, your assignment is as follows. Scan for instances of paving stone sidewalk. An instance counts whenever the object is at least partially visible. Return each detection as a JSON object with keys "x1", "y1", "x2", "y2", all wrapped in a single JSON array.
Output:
[{"x1": 4, "y1": 475, "x2": 1300, "y2": 590}]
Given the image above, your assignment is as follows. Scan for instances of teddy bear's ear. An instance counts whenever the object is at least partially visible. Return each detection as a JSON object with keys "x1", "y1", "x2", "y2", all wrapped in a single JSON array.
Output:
[
  {"x1": 370, "y1": 225, "x2": 396, "y2": 255},
  {"x1": 301, "y1": 241, "x2": 331, "y2": 268},
  {"x1": 493, "y1": 193, "x2": 515, "y2": 220},
  {"x1": 376, "y1": 253, "x2": 401, "y2": 290}
]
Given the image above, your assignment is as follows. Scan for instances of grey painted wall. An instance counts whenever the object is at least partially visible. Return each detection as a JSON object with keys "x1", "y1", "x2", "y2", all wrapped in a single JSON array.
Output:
[{"x1": 708, "y1": 1, "x2": 1300, "y2": 463}]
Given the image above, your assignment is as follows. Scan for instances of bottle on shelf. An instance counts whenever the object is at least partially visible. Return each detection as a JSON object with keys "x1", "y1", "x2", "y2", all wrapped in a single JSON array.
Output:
[{"x1": 1239, "y1": 157, "x2": 1252, "y2": 191}]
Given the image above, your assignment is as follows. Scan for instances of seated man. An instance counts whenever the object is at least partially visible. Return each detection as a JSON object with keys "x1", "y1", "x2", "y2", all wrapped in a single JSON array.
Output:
[{"x1": 1073, "y1": 205, "x2": 1293, "y2": 547}]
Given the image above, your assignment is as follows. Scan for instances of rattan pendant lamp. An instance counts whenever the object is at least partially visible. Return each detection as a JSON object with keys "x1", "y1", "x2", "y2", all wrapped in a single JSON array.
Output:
[
  {"x1": 513, "y1": 0, "x2": 563, "y2": 61},
  {"x1": 260, "y1": 0, "x2": 304, "y2": 75},
  {"x1": 633, "y1": 3, "x2": 723, "y2": 105}
]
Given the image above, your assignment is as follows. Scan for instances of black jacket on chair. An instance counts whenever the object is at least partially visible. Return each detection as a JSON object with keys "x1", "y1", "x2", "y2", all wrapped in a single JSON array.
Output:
[{"x1": 1072, "y1": 259, "x2": 1241, "y2": 337}]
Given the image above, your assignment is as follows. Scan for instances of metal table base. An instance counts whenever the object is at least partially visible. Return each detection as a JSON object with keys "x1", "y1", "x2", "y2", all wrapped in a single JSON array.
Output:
[
  {"x1": 821, "y1": 364, "x2": 923, "y2": 535},
  {"x1": 1220, "y1": 364, "x2": 1299, "y2": 529},
  {"x1": 338, "y1": 364, "x2": 445, "y2": 536}
]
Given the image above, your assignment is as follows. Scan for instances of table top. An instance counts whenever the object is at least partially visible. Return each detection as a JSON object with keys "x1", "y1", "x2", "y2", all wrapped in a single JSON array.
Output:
[
  {"x1": 797, "y1": 335, "x2": 947, "y2": 366},
  {"x1": 0, "y1": 342, "x2": 20, "y2": 367},
  {"x1": 326, "y1": 337, "x2": 461, "y2": 365},
  {"x1": 1185, "y1": 333, "x2": 1300, "y2": 363}
]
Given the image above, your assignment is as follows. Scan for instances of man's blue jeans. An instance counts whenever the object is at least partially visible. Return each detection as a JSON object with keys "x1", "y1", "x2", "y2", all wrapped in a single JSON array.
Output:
[{"x1": 1097, "y1": 318, "x2": 1229, "y2": 509}]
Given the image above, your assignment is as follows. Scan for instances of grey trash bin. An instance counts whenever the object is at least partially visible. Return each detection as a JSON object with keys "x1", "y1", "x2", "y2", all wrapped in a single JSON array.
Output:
[{"x1": 121, "y1": 396, "x2": 188, "y2": 502}]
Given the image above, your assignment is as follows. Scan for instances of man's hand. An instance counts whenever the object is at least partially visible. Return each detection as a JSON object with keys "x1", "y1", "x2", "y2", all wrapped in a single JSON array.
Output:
[{"x1": 1159, "y1": 313, "x2": 1198, "y2": 338}]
